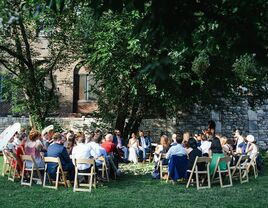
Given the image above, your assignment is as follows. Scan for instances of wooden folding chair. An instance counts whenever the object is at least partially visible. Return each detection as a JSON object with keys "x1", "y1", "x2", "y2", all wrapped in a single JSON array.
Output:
[
  {"x1": 43, "y1": 157, "x2": 68, "y2": 190},
  {"x1": 73, "y1": 158, "x2": 96, "y2": 192},
  {"x1": 21, "y1": 155, "x2": 44, "y2": 186},
  {"x1": 230, "y1": 155, "x2": 249, "y2": 184},
  {"x1": 4, "y1": 150, "x2": 20, "y2": 182},
  {"x1": 2, "y1": 149, "x2": 11, "y2": 176},
  {"x1": 97, "y1": 156, "x2": 109, "y2": 182},
  {"x1": 186, "y1": 157, "x2": 211, "y2": 190},
  {"x1": 158, "y1": 153, "x2": 168, "y2": 180},
  {"x1": 246, "y1": 153, "x2": 258, "y2": 179},
  {"x1": 212, "y1": 156, "x2": 233, "y2": 188}
]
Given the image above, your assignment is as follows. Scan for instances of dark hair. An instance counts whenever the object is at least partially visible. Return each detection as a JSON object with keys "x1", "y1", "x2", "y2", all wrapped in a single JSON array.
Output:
[
  {"x1": 18, "y1": 132, "x2": 27, "y2": 141},
  {"x1": 226, "y1": 138, "x2": 234, "y2": 146},
  {"x1": 208, "y1": 120, "x2": 216, "y2": 130},
  {"x1": 93, "y1": 134, "x2": 102, "y2": 143},
  {"x1": 188, "y1": 138, "x2": 197, "y2": 149},
  {"x1": 176, "y1": 136, "x2": 183, "y2": 144},
  {"x1": 210, "y1": 137, "x2": 222, "y2": 153}
]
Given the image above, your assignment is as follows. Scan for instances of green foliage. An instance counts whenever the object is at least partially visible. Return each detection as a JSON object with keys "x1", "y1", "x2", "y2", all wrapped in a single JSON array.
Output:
[
  {"x1": 43, "y1": 118, "x2": 63, "y2": 133},
  {"x1": 0, "y1": 1, "x2": 67, "y2": 130}
]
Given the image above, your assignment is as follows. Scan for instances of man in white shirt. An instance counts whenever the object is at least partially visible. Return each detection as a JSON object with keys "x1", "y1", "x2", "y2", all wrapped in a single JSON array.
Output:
[
  {"x1": 72, "y1": 137, "x2": 92, "y2": 171},
  {"x1": 233, "y1": 129, "x2": 244, "y2": 153},
  {"x1": 166, "y1": 136, "x2": 187, "y2": 160},
  {"x1": 87, "y1": 134, "x2": 107, "y2": 167}
]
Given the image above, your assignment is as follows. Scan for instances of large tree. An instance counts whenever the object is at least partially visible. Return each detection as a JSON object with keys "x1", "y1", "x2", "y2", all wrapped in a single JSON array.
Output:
[
  {"x1": 0, "y1": 0, "x2": 67, "y2": 129},
  {"x1": 60, "y1": 0, "x2": 268, "y2": 137}
]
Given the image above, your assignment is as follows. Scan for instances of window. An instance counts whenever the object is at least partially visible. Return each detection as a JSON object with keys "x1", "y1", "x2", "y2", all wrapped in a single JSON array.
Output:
[{"x1": 78, "y1": 74, "x2": 95, "y2": 101}]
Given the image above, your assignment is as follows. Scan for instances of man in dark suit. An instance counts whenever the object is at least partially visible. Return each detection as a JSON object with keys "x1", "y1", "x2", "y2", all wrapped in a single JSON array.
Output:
[
  {"x1": 113, "y1": 129, "x2": 128, "y2": 161},
  {"x1": 138, "y1": 130, "x2": 151, "y2": 163},
  {"x1": 46, "y1": 133, "x2": 74, "y2": 180}
]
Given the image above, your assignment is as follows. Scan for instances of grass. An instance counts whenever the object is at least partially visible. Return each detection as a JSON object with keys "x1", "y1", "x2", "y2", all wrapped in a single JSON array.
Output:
[{"x1": 0, "y1": 156, "x2": 268, "y2": 208}]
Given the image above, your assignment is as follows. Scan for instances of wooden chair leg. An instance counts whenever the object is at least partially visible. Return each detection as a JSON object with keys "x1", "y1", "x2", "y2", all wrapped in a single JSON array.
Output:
[
  {"x1": 207, "y1": 165, "x2": 211, "y2": 188},
  {"x1": 196, "y1": 170, "x2": 200, "y2": 190},
  {"x1": 55, "y1": 167, "x2": 60, "y2": 190},
  {"x1": 29, "y1": 166, "x2": 34, "y2": 187},
  {"x1": 73, "y1": 169, "x2": 78, "y2": 192},
  {"x1": 186, "y1": 171, "x2": 194, "y2": 188}
]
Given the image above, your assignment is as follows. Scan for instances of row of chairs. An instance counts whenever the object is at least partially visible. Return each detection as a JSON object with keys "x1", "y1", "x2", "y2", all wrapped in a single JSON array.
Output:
[
  {"x1": 159, "y1": 153, "x2": 259, "y2": 190},
  {"x1": 2, "y1": 149, "x2": 109, "y2": 192}
]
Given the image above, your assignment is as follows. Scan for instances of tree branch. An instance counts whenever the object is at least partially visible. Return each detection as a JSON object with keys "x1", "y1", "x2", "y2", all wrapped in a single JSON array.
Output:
[
  {"x1": 18, "y1": 17, "x2": 34, "y2": 68},
  {"x1": 0, "y1": 45, "x2": 30, "y2": 68},
  {"x1": 0, "y1": 59, "x2": 19, "y2": 76}
]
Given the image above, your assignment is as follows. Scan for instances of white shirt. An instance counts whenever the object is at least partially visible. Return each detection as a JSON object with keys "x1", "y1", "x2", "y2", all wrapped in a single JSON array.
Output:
[
  {"x1": 247, "y1": 143, "x2": 258, "y2": 160},
  {"x1": 87, "y1": 142, "x2": 102, "y2": 159},
  {"x1": 200, "y1": 140, "x2": 211, "y2": 155},
  {"x1": 166, "y1": 144, "x2": 186, "y2": 159},
  {"x1": 72, "y1": 143, "x2": 92, "y2": 170}
]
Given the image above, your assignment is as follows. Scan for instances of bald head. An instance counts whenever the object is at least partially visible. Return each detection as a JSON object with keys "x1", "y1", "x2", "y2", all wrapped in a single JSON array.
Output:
[{"x1": 105, "y1": 134, "x2": 113, "y2": 142}]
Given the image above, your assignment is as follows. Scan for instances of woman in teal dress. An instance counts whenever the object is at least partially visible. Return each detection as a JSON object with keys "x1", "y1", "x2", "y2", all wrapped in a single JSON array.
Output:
[{"x1": 209, "y1": 137, "x2": 226, "y2": 175}]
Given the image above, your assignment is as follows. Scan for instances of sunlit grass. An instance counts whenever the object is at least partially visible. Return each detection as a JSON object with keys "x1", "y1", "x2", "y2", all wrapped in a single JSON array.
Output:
[{"x1": 0, "y1": 156, "x2": 267, "y2": 208}]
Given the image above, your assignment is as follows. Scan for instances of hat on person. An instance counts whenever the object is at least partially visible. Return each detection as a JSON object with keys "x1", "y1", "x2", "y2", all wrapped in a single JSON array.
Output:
[
  {"x1": 41, "y1": 125, "x2": 54, "y2": 136},
  {"x1": 246, "y1": 135, "x2": 255, "y2": 143}
]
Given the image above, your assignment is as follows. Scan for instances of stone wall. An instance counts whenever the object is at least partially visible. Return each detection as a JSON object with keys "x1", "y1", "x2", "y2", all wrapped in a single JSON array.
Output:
[{"x1": 1, "y1": 100, "x2": 268, "y2": 149}]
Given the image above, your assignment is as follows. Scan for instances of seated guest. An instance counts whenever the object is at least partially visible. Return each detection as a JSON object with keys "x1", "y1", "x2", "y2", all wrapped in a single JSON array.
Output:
[
  {"x1": 182, "y1": 131, "x2": 190, "y2": 148},
  {"x1": 16, "y1": 132, "x2": 28, "y2": 172},
  {"x1": 246, "y1": 135, "x2": 258, "y2": 161},
  {"x1": 187, "y1": 138, "x2": 203, "y2": 170},
  {"x1": 102, "y1": 134, "x2": 121, "y2": 176},
  {"x1": 128, "y1": 133, "x2": 140, "y2": 164},
  {"x1": 113, "y1": 129, "x2": 128, "y2": 161},
  {"x1": 153, "y1": 135, "x2": 170, "y2": 164},
  {"x1": 165, "y1": 135, "x2": 187, "y2": 181},
  {"x1": 41, "y1": 125, "x2": 54, "y2": 148},
  {"x1": 233, "y1": 129, "x2": 244, "y2": 153},
  {"x1": 200, "y1": 135, "x2": 211, "y2": 157},
  {"x1": 237, "y1": 135, "x2": 247, "y2": 155},
  {"x1": 209, "y1": 137, "x2": 226, "y2": 175},
  {"x1": 66, "y1": 134, "x2": 76, "y2": 155},
  {"x1": 72, "y1": 136, "x2": 91, "y2": 165},
  {"x1": 165, "y1": 135, "x2": 187, "y2": 160},
  {"x1": 72, "y1": 136, "x2": 92, "y2": 181},
  {"x1": 87, "y1": 134, "x2": 107, "y2": 168},
  {"x1": 25, "y1": 130, "x2": 44, "y2": 169},
  {"x1": 138, "y1": 130, "x2": 151, "y2": 163},
  {"x1": 47, "y1": 133, "x2": 74, "y2": 180},
  {"x1": 170, "y1": 134, "x2": 178, "y2": 146},
  {"x1": 221, "y1": 136, "x2": 234, "y2": 156}
]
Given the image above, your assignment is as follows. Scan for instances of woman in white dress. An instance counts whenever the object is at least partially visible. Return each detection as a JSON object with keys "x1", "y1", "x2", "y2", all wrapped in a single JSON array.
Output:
[{"x1": 128, "y1": 133, "x2": 140, "y2": 164}]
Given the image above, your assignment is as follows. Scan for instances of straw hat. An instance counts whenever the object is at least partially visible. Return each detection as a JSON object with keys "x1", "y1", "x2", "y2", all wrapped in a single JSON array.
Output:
[
  {"x1": 41, "y1": 125, "x2": 54, "y2": 136},
  {"x1": 246, "y1": 135, "x2": 255, "y2": 143}
]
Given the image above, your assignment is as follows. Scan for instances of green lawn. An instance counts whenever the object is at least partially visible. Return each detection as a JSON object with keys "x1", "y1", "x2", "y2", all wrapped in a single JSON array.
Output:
[{"x1": 0, "y1": 156, "x2": 267, "y2": 208}]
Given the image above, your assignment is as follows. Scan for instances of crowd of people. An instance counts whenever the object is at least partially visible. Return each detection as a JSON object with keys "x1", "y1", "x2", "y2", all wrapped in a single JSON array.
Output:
[{"x1": 2, "y1": 119, "x2": 261, "y2": 184}]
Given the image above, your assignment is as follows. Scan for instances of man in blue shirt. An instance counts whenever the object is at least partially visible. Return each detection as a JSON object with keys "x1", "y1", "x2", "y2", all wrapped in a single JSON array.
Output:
[
  {"x1": 47, "y1": 133, "x2": 74, "y2": 180},
  {"x1": 138, "y1": 130, "x2": 151, "y2": 163}
]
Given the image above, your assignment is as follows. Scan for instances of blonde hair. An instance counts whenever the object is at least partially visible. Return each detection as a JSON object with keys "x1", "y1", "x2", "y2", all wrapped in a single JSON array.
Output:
[{"x1": 220, "y1": 136, "x2": 228, "y2": 146}]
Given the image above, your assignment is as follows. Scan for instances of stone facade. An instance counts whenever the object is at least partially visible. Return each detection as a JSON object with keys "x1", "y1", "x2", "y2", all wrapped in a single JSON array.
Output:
[{"x1": 1, "y1": 99, "x2": 268, "y2": 149}]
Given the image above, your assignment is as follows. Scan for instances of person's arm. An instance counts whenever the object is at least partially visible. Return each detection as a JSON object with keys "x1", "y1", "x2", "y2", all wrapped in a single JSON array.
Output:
[{"x1": 165, "y1": 148, "x2": 171, "y2": 159}]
